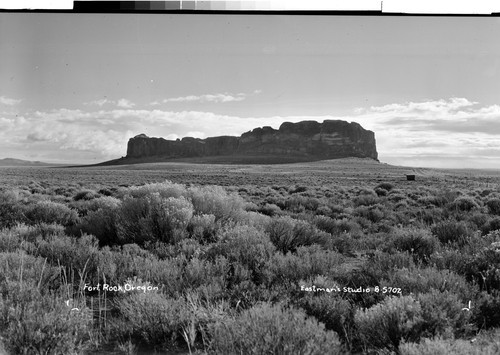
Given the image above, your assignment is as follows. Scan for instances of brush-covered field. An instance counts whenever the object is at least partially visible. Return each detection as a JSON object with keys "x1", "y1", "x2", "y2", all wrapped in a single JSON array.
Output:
[{"x1": 1, "y1": 158, "x2": 500, "y2": 354}]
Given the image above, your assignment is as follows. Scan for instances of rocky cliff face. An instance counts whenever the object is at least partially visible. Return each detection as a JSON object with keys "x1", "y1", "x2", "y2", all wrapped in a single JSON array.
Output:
[{"x1": 126, "y1": 120, "x2": 378, "y2": 162}]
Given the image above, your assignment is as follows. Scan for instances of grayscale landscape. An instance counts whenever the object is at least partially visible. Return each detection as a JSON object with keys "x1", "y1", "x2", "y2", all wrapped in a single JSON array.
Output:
[{"x1": 1, "y1": 12, "x2": 500, "y2": 355}]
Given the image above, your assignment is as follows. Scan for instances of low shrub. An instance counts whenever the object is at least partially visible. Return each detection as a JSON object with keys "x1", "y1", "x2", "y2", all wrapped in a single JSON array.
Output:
[
  {"x1": 481, "y1": 217, "x2": 500, "y2": 235},
  {"x1": 0, "y1": 251, "x2": 63, "y2": 291},
  {"x1": 399, "y1": 336, "x2": 500, "y2": 355},
  {"x1": 205, "y1": 225, "x2": 275, "y2": 284},
  {"x1": 266, "y1": 216, "x2": 328, "y2": 254},
  {"x1": 374, "y1": 187, "x2": 388, "y2": 196},
  {"x1": 314, "y1": 216, "x2": 361, "y2": 236},
  {"x1": 450, "y1": 196, "x2": 480, "y2": 212},
  {"x1": 114, "y1": 292, "x2": 189, "y2": 347},
  {"x1": 206, "y1": 303, "x2": 343, "y2": 355},
  {"x1": 123, "y1": 181, "x2": 186, "y2": 200},
  {"x1": 473, "y1": 290, "x2": 500, "y2": 329},
  {"x1": 32, "y1": 234, "x2": 112, "y2": 284},
  {"x1": 354, "y1": 205, "x2": 386, "y2": 223},
  {"x1": 363, "y1": 250, "x2": 416, "y2": 279},
  {"x1": 486, "y1": 198, "x2": 500, "y2": 215},
  {"x1": 0, "y1": 285, "x2": 92, "y2": 355},
  {"x1": 265, "y1": 245, "x2": 344, "y2": 285},
  {"x1": 389, "y1": 228, "x2": 438, "y2": 262},
  {"x1": 355, "y1": 295, "x2": 423, "y2": 352},
  {"x1": 376, "y1": 182, "x2": 395, "y2": 192},
  {"x1": 24, "y1": 200, "x2": 79, "y2": 226},
  {"x1": 353, "y1": 194, "x2": 379, "y2": 207},
  {"x1": 416, "y1": 290, "x2": 474, "y2": 338},
  {"x1": 188, "y1": 185, "x2": 245, "y2": 222},
  {"x1": 431, "y1": 220, "x2": 472, "y2": 246},
  {"x1": 73, "y1": 189, "x2": 99, "y2": 201},
  {"x1": 258, "y1": 203, "x2": 282, "y2": 217},
  {"x1": 116, "y1": 195, "x2": 193, "y2": 245},
  {"x1": 382, "y1": 267, "x2": 476, "y2": 302},
  {"x1": 186, "y1": 214, "x2": 218, "y2": 245},
  {"x1": 75, "y1": 205, "x2": 120, "y2": 246},
  {"x1": 0, "y1": 190, "x2": 26, "y2": 228},
  {"x1": 297, "y1": 293, "x2": 355, "y2": 346}
]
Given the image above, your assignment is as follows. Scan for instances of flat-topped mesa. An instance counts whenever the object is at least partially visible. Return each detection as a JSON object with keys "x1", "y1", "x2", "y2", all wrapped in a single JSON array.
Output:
[{"x1": 126, "y1": 120, "x2": 378, "y2": 162}]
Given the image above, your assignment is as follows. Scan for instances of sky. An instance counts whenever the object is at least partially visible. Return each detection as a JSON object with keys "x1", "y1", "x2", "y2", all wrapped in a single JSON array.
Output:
[{"x1": 1, "y1": 13, "x2": 500, "y2": 168}]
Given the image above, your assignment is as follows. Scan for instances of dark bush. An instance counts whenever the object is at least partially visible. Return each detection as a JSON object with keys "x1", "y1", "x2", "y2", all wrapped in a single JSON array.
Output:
[
  {"x1": 264, "y1": 245, "x2": 344, "y2": 285},
  {"x1": 297, "y1": 293, "x2": 355, "y2": 346},
  {"x1": 314, "y1": 216, "x2": 361, "y2": 237},
  {"x1": 206, "y1": 225, "x2": 275, "y2": 284},
  {"x1": 431, "y1": 220, "x2": 472, "y2": 246},
  {"x1": 468, "y1": 212, "x2": 489, "y2": 230},
  {"x1": 354, "y1": 205, "x2": 385, "y2": 223},
  {"x1": 0, "y1": 191, "x2": 26, "y2": 228},
  {"x1": 266, "y1": 216, "x2": 328, "y2": 254},
  {"x1": 353, "y1": 194, "x2": 379, "y2": 207},
  {"x1": 355, "y1": 295, "x2": 423, "y2": 353},
  {"x1": 450, "y1": 196, "x2": 480, "y2": 212},
  {"x1": 474, "y1": 290, "x2": 500, "y2": 329},
  {"x1": 289, "y1": 185, "x2": 308, "y2": 194},
  {"x1": 374, "y1": 187, "x2": 388, "y2": 197},
  {"x1": 258, "y1": 203, "x2": 282, "y2": 217},
  {"x1": 376, "y1": 182, "x2": 395, "y2": 192},
  {"x1": 187, "y1": 213, "x2": 218, "y2": 244},
  {"x1": 482, "y1": 217, "x2": 500, "y2": 235},
  {"x1": 416, "y1": 290, "x2": 474, "y2": 338},
  {"x1": 486, "y1": 198, "x2": 500, "y2": 215},
  {"x1": 73, "y1": 189, "x2": 99, "y2": 201},
  {"x1": 390, "y1": 228, "x2": 438, "y2": 262}
]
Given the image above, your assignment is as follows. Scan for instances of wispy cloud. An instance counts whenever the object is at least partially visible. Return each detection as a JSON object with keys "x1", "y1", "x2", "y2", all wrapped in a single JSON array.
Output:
[
  {"x1": 116, "y1": 99, "x2": 135, "y2": 108},
  {"x1": 0, "y1": 96, "x2": 22, "y2": 106},
  {"x1": 84, "y1": 99, "x2": 112, "y2": 107},
  {"x1": 85, "y1": 98, "x2": 136, "y2": 108},
  {"x1": 165, "y1": 93, "x2": 246, "y2": 103},
  {"x1": 151, "y1": 91, "x2": 262, "y2": 106}
]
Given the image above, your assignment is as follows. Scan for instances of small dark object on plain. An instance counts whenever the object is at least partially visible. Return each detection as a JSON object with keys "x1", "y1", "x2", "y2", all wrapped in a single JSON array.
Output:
[{"x1": 406, "y1": 174, "x2": 416, "y2": 181}]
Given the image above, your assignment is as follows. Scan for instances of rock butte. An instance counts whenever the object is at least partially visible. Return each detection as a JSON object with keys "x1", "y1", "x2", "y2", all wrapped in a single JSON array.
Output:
[{"x1": 124, "y1": 120, "x2": 378, "y2": 164}]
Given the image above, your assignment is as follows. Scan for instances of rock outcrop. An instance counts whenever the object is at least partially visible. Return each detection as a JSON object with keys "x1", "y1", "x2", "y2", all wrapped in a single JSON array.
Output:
[{"x1": 125, "y1": 120, "x2": 378, "y2": 163}]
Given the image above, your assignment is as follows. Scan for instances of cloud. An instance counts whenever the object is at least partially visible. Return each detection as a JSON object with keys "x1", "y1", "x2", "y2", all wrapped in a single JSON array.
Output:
[
  {"x1": 84, "y1": 98, "x2": 112, "y2": 107},
  {"x1": 85, "y1": 98, "x2": 136, "y2": 108},
  {"x1": 117, "y1": 99, "x2": 135, "y2": 108},
  {"x1": 353, "y1": 98, "x2": 500, "y2": 134},
  {"x1": 151, "y1": 91, "x2": 262, "y2": 106},
  {"x1": 167, "y1": 93, "x2": 245, "y2": 103},
  {"x1": 156, "y1": 92, "x2": 247, "y2": 105},
  {"x1": 0, "y1": 96, "x2": 22, "y2": 106},
  {"x1": 365, "y1": 97, "x2": 478, "y2": 116},
  {"x1": 350, "y1": 97, "x2": 500, "y2": 168}
]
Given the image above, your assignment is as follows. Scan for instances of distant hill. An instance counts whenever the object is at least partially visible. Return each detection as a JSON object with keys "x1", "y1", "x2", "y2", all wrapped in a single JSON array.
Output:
[
  {"x1": 0, "y1": 158, "x2": 62, "y2": 167},
  {"x1": 100, "y1": 119, "x2": 378, "y2": 166}
]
